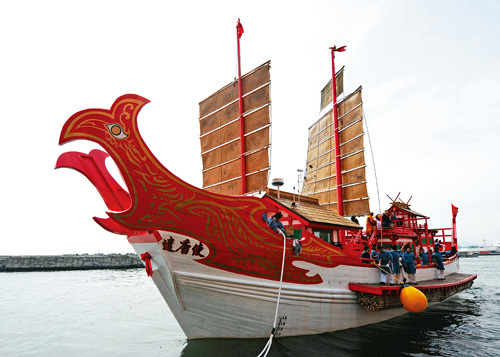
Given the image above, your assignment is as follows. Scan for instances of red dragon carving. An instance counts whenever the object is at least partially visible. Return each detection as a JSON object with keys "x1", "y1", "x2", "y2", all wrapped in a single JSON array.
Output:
[{"x1": 58, "y1": 94, "x2": 355, "y2": 284}]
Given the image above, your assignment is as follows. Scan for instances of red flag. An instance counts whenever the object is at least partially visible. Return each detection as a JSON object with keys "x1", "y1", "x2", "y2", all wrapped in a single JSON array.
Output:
[
  {"x1": 237, "y1": 18, "x2": 244, "y2": 38},
  {"x1": 451, "y1": 204, "x2": 459, "y2": 223},
  {"x1": 337, "y1": 45, "x2": 347, "y2": 52}
]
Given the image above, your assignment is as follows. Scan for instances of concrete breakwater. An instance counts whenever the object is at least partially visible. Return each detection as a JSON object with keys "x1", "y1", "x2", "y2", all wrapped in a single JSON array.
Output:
[{"x1": 0, "y1": 253, "x2": 144, "y2": 272}]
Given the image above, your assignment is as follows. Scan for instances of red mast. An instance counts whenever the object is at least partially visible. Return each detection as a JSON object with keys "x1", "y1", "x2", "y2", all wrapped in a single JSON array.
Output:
[
  {"x1": 330, "y1": 45, "x2": 346, "y2": 216},
  {"x1": 236, "y1": 19, "x2": 246, "y2": 195}
]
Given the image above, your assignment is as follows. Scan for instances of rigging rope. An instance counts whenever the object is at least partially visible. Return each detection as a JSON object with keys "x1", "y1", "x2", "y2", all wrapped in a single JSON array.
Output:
[
  {"x1": 363, "y1": 107, "x2": 382, "y2": 215},
  {"x1": 257, "y1": 230, "x2": 287, "y2": 357}
]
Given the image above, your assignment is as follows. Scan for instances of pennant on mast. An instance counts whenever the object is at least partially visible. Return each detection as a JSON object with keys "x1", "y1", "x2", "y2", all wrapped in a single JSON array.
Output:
[
  {"x1": 237, "y1": 18, "x2": 244, "y2": 38},
  {"x1": 452, "y1": 204, "x2": 459, "y2": 223}
]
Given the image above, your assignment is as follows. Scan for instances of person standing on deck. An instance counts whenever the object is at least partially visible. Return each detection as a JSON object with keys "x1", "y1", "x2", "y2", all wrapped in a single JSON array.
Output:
[
  {"x1": 419, "y1": 247, "x2": 429, "y2": 266},
  {"x1": 390, "y1": 244, "x2": 402, "y2": 284},
  {"x1": 390, "y1": 211, "x2": 398, "y2": 226},
  {"x1": 378, "y1": 246, "x2": 393, "y2": 285},
  {"x1": 432, "y1": 249, "x2": 445, "y2": 280},
  {"x1": 366, "y1": 212, "x2": 376, "y2": 236},
  {"x1": 402, "y1": 246, "x2": 418, "y2": 284},
  {"x1": 385, "y1": 246, "x2": 395, "y2": 285},
  {"x1": 361, "y1": 246, "x2": 371, "y2": 263},
  {"x1": 375, "y1": 215, "x2": 382, "y2": 231},
  {"x1": 370, "y1": 244, "x2": 379, "y2": 261},
  {"x1": 382, "y1": 211, "x2": 393, "y2": 228}
]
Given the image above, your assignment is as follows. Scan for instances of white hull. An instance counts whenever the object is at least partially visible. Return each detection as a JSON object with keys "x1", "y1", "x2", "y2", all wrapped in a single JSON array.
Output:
[{"x1": 129, "y1": 231, "x2": 460, "y2": 339}]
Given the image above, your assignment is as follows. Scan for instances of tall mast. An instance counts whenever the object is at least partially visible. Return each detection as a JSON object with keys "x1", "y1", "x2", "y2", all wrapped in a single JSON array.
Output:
[
  {"x1": 236, "y1": 19, "x2": 246, "y2": 195},
  {"x1": 330, "y1": 45, "x2": 346, "y2": 216}
]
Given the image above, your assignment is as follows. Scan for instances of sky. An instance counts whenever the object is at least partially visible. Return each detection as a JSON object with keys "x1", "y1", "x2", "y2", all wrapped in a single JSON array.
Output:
[{"x1": 1, "y1": 0, "x2": 499, "y2": 255}]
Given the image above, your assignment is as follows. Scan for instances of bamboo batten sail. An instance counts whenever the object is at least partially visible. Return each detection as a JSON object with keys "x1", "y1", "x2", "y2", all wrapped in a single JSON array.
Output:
[
  {"x1": 199, "y1": 62, "x2": 271, "y2": 195},
  {"x1": 303, "y1": 86, "x2": 370, "y2": 216},
  {"x1": 320, "y1": 66, "x2": 344, "y2": 111}
]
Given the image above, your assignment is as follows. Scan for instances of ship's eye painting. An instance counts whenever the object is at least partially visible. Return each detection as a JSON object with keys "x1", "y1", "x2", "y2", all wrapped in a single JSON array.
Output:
[{"x1": 106, "y1": 124, "x2": 128, "y2": 139}]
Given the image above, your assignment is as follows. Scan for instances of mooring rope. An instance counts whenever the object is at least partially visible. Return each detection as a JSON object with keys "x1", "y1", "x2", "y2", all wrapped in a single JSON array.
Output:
[
  {"x1": 373, "y1": 262, "x2": 405, "y2": 285},
  {"x1": 257, "y1": 230, "x2": 287, "y2": 357}
]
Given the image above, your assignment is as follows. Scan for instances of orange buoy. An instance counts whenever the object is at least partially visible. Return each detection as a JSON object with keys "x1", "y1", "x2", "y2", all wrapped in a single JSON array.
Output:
[{"x1": 400, "y1": 285, "x2": 428, "y2": 313}]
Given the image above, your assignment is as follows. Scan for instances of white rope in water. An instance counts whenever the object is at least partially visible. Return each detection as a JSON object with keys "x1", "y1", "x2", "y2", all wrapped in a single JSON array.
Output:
[{"x1": 257, "y1": 230, "x2": 287, "y2": 357}]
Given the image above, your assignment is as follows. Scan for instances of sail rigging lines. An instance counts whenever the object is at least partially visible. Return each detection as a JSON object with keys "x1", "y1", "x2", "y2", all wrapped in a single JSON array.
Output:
[{"x1": 362, "y1": 106, "x2": 382, "y2": 215}]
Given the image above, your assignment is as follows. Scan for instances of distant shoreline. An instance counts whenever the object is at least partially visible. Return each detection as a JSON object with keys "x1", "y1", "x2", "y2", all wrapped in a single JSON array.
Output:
[{"x1": 0, "y1": 253, "x2": 143, "y2": 272}]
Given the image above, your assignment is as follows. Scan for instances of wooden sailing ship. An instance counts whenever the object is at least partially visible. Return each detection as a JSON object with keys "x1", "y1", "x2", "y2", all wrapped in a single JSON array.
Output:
[{"x1": 55, "y1": 24, "x2": 476, "y2": 339}]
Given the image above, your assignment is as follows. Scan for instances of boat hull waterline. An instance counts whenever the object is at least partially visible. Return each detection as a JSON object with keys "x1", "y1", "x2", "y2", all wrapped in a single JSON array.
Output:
[{"x1": 129, "y1": 231, "x2": 460, "y2": 338}]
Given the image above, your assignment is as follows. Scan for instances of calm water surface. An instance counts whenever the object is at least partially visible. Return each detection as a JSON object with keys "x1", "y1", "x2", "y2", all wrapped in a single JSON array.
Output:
[{"x1": 1, "y1": 257, "x2": 499, "y2": 356}]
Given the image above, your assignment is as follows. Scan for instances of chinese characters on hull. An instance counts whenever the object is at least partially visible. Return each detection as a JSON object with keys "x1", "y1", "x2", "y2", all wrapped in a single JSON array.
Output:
[{"x1": 161, "y1": 236, "x2": 205, "y2": 257}]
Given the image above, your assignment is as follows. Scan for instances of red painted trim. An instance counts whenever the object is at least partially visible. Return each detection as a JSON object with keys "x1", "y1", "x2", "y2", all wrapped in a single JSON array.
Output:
[
  {"x1": 348, "y1": 283, "x2": 402, "y2": 296},
  {"x1": 262, "y1": 196, "x2": 312, "y2": 227},
  {"x1": 348, "y1": 274, "x2": 477, "y2": 296}
]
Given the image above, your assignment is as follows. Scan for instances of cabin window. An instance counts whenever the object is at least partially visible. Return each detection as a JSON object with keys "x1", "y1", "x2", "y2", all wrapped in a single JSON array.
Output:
[
  {"x1": 313, "y1": 229, "x2": 333, "y2": 244},
  {"x1": 422, "y1": 238, "x2": 427, "y2": 244}
]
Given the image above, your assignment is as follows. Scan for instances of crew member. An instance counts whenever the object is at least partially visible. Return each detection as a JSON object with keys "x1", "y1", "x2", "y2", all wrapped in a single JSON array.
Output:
[
  {"x1": 378, "y1": 246, "x2": 393, "y2": 285},
  {"x1": 267, "y1": 212, "x2": 285, "y2": 235},
  {"x1": 366, "y1": 213, "x2": 376, "y2": 236},
  {"x1": 432, "y1": 249, "x2": 445, "y2": 280},
  {"x1": 390, "y1": 244, "x2": 402, "y2": 284},
  {"x1": 402, "y1": 247, "x2": 418, "y2": 284},
  {"x1": 419, "y1": 247, "x2": 429, "y2": 266},
  {"x1": 361, "y1": 246, "x2": 370, "y2": 263}
]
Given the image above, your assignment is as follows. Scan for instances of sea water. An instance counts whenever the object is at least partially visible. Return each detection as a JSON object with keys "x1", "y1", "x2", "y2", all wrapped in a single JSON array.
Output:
[{"x1": 1, "y1": 257, "x2": 499, "y2": 356}]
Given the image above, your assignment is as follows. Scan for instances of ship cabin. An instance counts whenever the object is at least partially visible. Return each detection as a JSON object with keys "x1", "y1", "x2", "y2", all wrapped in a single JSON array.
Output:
[
  {"x1": 361, "y1": 202, "x2": 457, "y2": 257},
  {"x1": 262, "y1": 189, "x2": 457, "y2": 262},
  {"x1": 262, "y1": 188, "x2": 361, "y2": 250}
]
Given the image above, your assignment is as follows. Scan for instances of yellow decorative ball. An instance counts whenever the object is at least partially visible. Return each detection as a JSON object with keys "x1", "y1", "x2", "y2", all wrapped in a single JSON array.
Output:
[{"x1": 400, "y1": 286, "x2": 428, "y2": 313}]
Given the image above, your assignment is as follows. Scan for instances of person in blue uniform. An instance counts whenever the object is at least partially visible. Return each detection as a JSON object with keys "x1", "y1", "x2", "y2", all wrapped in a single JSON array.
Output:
[
  {"x1": 402, "y1": 247, "x2": 418, "y2": 284},
  {"x1": 361, "y1": 246, "x2": 371, "y2": 263},
  {"x1": 385, "y1": 245, "x2": 395, "y2": 284},
  {"x1": 432, "y1": 249, "x2": 445, "y2": 280},
  {"x1": 389, "y1": 244, "x2": 402, "y2": 284},
  {"x1": 266, "y1": 213, "x2": 285, "y2": 235},
  {"x1": 370, "y1": 244, "x2": 379, "y2": 260},
  {"x1": 378, "y1": 246, "x2": 393, "y2": 285},
  {"x1": 419, "y1": 247, "x2": 429, "y2": 266}
]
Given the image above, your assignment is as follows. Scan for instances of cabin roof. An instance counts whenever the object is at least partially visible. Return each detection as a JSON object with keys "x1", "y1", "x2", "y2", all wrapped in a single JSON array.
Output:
[
  {"x1": 265, "y1": 189, "x2": 361, "y2": 229},
  {"x1": 392, "y1": 204, "x2": 426, "y2": 218}
]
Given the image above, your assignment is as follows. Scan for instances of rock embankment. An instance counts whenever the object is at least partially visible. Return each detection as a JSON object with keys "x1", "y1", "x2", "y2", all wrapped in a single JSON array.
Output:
[{"x1": 0, "y1": 254, "x2": 143, "y2": 272}]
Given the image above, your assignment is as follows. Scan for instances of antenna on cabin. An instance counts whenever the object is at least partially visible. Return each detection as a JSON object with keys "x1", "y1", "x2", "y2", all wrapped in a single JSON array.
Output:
[
  {"x1": 297, "y1": 169, "x2": 303, "y2": 205},
  {"x1": 272, "y1": 178, "x2": 284, "y2": 198}
]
